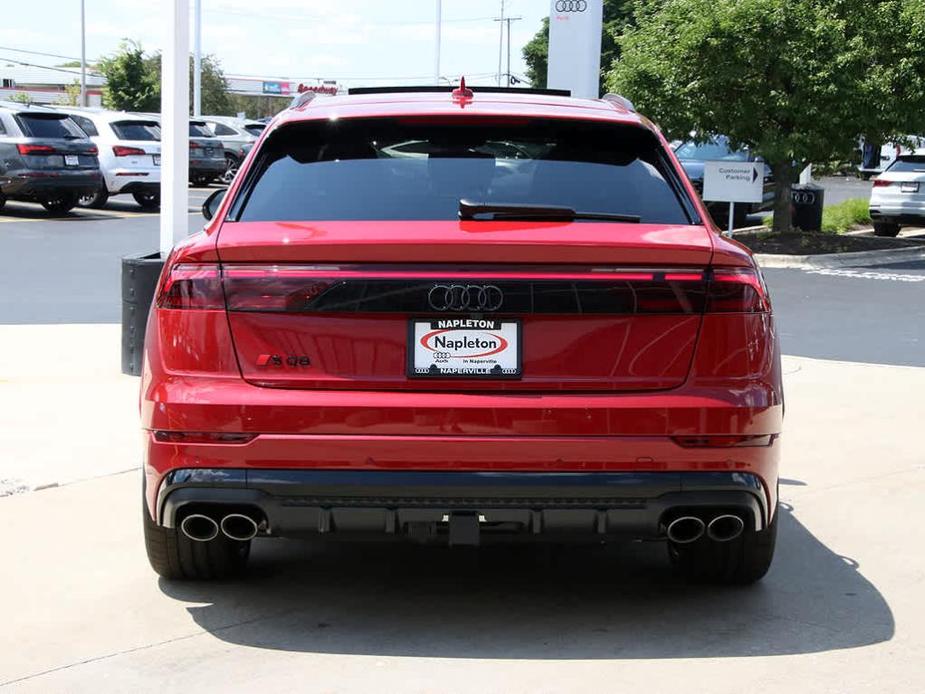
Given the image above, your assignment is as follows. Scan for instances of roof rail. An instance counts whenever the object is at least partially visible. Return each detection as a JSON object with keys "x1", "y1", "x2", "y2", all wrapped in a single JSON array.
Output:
[
  {"x1": 601, "y1": 93, "x2": 635, "y2": 112},
  {"x1": 347, "y1": 85, "x2": 571, "y2": 97}
]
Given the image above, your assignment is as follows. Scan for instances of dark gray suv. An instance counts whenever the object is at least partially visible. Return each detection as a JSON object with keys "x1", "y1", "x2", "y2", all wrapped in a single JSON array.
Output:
[{"x1": 0, "y1": 101, "x2": 102, "y2": 214}]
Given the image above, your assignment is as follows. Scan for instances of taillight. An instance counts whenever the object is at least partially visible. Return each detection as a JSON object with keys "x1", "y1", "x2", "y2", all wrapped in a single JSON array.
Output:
[
  {"x1": 872, "y1": 179, "x2": 894, "y2": 187},
  {"x1": 706, "y1": 267, "x2": 770, "y2": 313},
  {"x1": 113, "y1": 145, "x2": 145, "y2": 157},
  {"x1": 189, "y1": 141, "x2": 202, "y2": 150},
  {"x1": 157, "y1": 263, "x2": 224, "y2": 309},
  {"x1": 224, "y1": 266, "x2": 331, "y2": 311},
  {"x1": 17, "y1": 144, "x2": 54, "y2": 155}
]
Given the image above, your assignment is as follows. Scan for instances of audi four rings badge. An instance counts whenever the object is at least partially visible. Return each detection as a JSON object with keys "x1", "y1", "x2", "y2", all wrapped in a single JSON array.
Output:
[
  {"x1": 428, "y1": 284, "x2": 504, "y2": 312},
  {"x1": 555, "y1": 0, "x2": 588, "y2": 11}
]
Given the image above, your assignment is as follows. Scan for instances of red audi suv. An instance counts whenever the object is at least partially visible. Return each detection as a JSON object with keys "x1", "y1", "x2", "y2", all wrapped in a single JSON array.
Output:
[{"x1": 141, "y1": 84, "x2": 782, "y2": 584}]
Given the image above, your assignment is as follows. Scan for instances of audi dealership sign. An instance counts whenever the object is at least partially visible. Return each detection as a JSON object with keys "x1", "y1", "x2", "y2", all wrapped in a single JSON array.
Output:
[{"x1": 547, "y1": 0, "x2": 603, "y2": 99}]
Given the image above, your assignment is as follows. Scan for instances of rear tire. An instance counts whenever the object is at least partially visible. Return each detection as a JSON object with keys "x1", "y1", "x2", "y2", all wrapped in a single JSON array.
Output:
[
  {"x1": 668, "y1": 506, "x2": 778, "y2": 585},
  {"x1": 872, "y1": 222, "x2": 901, "y2": 237},
  {"x1": 77, "y1": 187, "x2": 109, "y2": 209},
  {"x1": 143, "y1": 499, "x2": 250, "y2": 580},
  {"x1": 0, "y1": 193, "x2": 5, "y2": 212},
  {"x1": 41, "y1": 193, "x2": 79, "y2": 215},
  {"x1": 132, "y1": 191, "x2": 161, "y2": 210}
]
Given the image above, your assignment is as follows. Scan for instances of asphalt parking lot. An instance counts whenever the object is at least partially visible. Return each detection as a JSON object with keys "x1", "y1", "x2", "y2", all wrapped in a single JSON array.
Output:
[{"x1": 0, "y1": 187, "x2": 922, "y2": 692}]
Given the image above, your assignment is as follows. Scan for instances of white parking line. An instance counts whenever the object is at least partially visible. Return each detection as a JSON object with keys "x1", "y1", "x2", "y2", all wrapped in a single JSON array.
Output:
[{"x1": 806, "y1": 268, "x2": 925, "y2": 282}]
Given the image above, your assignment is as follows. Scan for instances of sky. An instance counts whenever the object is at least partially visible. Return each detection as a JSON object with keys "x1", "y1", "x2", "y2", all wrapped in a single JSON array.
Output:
[{"x1": 0, "y1": 0, "x2": 549, "y2": 87}]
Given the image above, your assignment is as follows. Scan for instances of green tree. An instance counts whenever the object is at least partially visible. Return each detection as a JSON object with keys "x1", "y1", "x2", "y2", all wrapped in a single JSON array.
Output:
[
  {"x1": 608, "y1": 0, "x2": 925, "y2": 232},
  {"x1": 97, "y1": 40, "x2": 159, "y2": 112},
  {"x1": 144, "y1": 53, "x2": 234, "y2": 116},
  {"x1": 522, "y1": 1, "x2": 642, "y2": 94}
]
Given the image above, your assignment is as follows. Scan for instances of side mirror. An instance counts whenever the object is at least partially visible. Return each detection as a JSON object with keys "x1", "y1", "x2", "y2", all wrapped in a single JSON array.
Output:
[{"x1": 202, "y1": 188, "x2": 227, "y2": 220}]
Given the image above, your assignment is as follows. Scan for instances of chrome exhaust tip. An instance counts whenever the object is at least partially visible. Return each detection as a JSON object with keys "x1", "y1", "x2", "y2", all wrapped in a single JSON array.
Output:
[
  {"x1": 180, "y1": 513, "x2": 220, "y2": 542},
  {"x1": 707, "y1": 514, "x2": 745, "y2": 542},
  {"x1": 220, "y1": 513, "x2": 259, "y2": 542},
  {"x1": 666, "y1": 515, "x2": 706, "y2": 544}
]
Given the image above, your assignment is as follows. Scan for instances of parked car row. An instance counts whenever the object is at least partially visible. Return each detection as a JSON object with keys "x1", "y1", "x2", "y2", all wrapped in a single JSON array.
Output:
[{"x1": 0, "y1": 100, "x2": 261, "y2": 214}]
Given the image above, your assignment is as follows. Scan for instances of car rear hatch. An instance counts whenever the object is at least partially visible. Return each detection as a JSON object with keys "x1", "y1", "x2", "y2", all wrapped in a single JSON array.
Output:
[
  {"x1": 110, "y1": 120, "x2": 162, "y2": 168},
  {"x1": 13, "y1": 112, "x2": 98, "y2": 170},
  {"x1": 210, "y1": 114, "x2": 715, "y2": 392}
]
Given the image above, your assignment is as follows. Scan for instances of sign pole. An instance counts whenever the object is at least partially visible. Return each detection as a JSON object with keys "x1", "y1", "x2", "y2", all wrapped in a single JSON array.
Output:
[
  {"x1": 160, "y1": 0, "x2": 191, "y2": 258},
  {"x1": 728, "y1": 202, "x2": 734, "y2": 237}
]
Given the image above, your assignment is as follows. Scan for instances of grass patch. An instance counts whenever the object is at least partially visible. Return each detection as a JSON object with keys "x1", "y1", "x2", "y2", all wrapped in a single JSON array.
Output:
[
  {"x1": 761, "y1": 198, "x2": 871, "y2": 233},
  {"x1": 821, "y1": 198, "x2": 871, "y2": 233}
]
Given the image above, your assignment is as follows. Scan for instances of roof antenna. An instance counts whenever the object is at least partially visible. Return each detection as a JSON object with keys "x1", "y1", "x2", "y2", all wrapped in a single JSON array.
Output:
[{"x1": 452, "y1": 76, "x2": 474, "y2": 102}]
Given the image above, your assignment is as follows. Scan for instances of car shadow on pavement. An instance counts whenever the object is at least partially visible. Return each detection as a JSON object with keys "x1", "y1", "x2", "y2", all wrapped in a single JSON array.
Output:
[{"x1": 159, "y1": 503, "x2": 893, "y2": 659}]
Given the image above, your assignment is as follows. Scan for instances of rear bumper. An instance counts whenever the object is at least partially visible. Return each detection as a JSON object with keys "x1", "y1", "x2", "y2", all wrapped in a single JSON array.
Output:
[
  {"x1": 869, "y1": 207, "x2": 925, "y2": 225},
  {"x1": 105, "y1": 169, "x2": 160, "y2": 194},
  {"x1": 155, "y1": 468, "x2": 770, "y2": 541},
  {"x1": 144, "y1": 429, "x2": 781, "y2": 536},
  {"x1": 189, "y1": 160, "x2": 226, "y2": 176},
  {"x1": 0, "y1": 170, "x2": 101, "y2": 198}
]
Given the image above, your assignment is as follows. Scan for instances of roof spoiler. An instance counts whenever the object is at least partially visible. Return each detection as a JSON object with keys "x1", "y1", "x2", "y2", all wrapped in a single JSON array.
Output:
[{"x1": 601, "y1": 93, "x2": 635, "y2": 112}]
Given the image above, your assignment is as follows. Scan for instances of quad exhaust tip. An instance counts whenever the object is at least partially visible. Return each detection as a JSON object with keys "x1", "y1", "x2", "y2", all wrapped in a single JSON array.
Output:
[
  {"x1": 666, "y1": 515, "x2": 706, "y2": 544},
  {"x1": 220, "y1": 513, "x2": 260, "y2": 542},
  {"x1": 707, "y1": 514, "x2": 745, "y2": 542},
  {"x1": 179, "y1": 514, "x2": 220, "y2": 542}
]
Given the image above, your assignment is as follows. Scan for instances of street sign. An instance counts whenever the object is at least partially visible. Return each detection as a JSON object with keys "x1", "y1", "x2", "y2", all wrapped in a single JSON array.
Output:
[{"x1": 702, "y1": 161, "x2": 764, "y2": 204}]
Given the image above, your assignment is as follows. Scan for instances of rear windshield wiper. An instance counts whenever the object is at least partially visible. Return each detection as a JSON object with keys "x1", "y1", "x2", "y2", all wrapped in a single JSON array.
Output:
[{"x1": 459, "y1": 199, "x2": 641, "y2": 223}]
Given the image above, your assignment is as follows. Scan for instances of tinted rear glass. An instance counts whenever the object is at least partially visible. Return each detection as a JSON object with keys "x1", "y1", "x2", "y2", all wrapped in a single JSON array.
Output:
[
  {"x1": 237, "y1": 118, "x2": 692, "y2": 223},
  {"x1": 887, "y1": 156, "x2": 925, "y2": 173},
  {"x1": 111, "y1": 120, "x2": 161, "y2": 141},
  {"x1": 674, "y1": 139, "x2": 748, "y2": 162},
  {"x1": 16, "y1": 113, "x2": 86, "y2": 139},
  {"x1": 189, "y1": 122, "x2": 213, "y2": 137},
  {"x1": 244, "y1": 123, "x2": 265, "y2": 136}
]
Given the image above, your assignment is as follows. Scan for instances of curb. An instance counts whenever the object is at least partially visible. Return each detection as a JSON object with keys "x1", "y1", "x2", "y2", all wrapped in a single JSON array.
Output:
[{"x1": 755, "y1": 245, "x2": 925, "y2": 269}]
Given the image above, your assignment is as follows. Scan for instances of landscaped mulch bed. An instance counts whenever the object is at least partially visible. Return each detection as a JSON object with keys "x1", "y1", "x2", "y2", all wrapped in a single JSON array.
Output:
[{"x1": 733, "y1": 231, "x2": 925, "y2": 255}]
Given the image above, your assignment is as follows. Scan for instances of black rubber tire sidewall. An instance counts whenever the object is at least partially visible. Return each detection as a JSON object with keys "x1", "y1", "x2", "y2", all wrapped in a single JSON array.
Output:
[{"x1": 872, "y1": 223, "x2": 901, "y2": 237}]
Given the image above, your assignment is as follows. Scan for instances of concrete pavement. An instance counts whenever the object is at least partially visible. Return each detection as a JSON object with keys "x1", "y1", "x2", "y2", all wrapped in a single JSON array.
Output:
[{"x1": 0, "y1": 353, "x2": 922, "y2": 692}]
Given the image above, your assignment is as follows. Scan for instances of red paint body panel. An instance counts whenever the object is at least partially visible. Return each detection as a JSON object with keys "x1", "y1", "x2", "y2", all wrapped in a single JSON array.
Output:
[{"x1": 141, "y1": 90, "x2": 783, "y2": 531}]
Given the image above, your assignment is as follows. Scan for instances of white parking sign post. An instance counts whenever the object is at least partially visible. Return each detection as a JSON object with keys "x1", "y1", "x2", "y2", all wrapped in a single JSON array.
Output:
[{"x1": 702, "y1": 161, "x2": 765, "y2": 236}]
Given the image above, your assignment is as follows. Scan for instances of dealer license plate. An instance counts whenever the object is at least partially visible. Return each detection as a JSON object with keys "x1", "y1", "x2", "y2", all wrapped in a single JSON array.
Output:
[
  {"x1": 64, "y1": 155, "x2": 79, "y2": 167},
  {"x1": 409, "y1": 318, "x2": 521, "y2": 378},
  {"x1": 901, "y1": 182, "x2": 919, "y2": 193}
]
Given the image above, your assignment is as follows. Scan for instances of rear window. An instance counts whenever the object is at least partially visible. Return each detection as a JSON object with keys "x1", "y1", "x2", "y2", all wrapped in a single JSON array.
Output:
[
  {"x1": 887, "y1": 156, "x2": 925, "y2": 173},
  {"x1": 111, "y1": 120, "x2": 161, "y2": 141},
  {"x1": 189, "y1": 122, "x2": 213, "y2": 137},
  {"x1": 15, "y1": 113, "x2": 86, "y2": 139},
  {"x1": 70, "y1": 114, "x2": 99, "y2": 137},
  {"x1": 244, "y1": 123, "x2": 265, "y2": 136},
  {"x1": 236, "y1": 118, "x2": 693, "y2": 224},
  {"x1": 674, "y1": 139, "x2": 748, "y2": 162}
]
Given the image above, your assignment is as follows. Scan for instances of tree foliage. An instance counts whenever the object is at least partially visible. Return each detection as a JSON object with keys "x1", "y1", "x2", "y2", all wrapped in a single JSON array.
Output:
[
  {"x1": 97, "y1": 40, "x2": 233, "y2": 116},
  {"x1": 523, "y1": 1, "x2": 640, "y2": 94},
  {"x1": 97, "y1": 40, "x2": 159, "y2": 112},
  {"x1": 607, "y1": 0, "x2": 925, "y2": 231}
]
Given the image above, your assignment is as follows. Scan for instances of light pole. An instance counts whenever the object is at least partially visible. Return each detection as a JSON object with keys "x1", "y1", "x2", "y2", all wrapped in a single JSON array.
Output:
[
  {"x1": 193, "y1": 0, "x2": 202, "y2": 116},
  {"x1": 434, "y1": 0, "x2": 441, "y2": 86},
  {"x1": 493, "y1": 13, "x2": 521, "y2": 86},
  {"x1": 79, "y1": 0, "x2": 87, "y2": 106},
  {"x1": 161, "y1": 0, "x2": 190, "y2": 257}
]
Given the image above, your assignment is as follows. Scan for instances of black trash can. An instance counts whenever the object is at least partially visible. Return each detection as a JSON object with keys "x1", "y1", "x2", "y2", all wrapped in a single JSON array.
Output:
[
  {"x1": 121, "y1": 252, "x2": 166, "y2": 376},
  {"x1": 791, "y1": 183, "x2": 825, "y2": 232}
]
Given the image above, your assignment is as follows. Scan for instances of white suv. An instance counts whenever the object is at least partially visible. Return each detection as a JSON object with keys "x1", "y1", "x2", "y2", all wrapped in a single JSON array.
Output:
[
  {"x1": 54, "y1": 108, "x2": 162, "y2": 209},
  {"x1": 869, "y1": 154, "x2": 925, "y2": 237}
]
